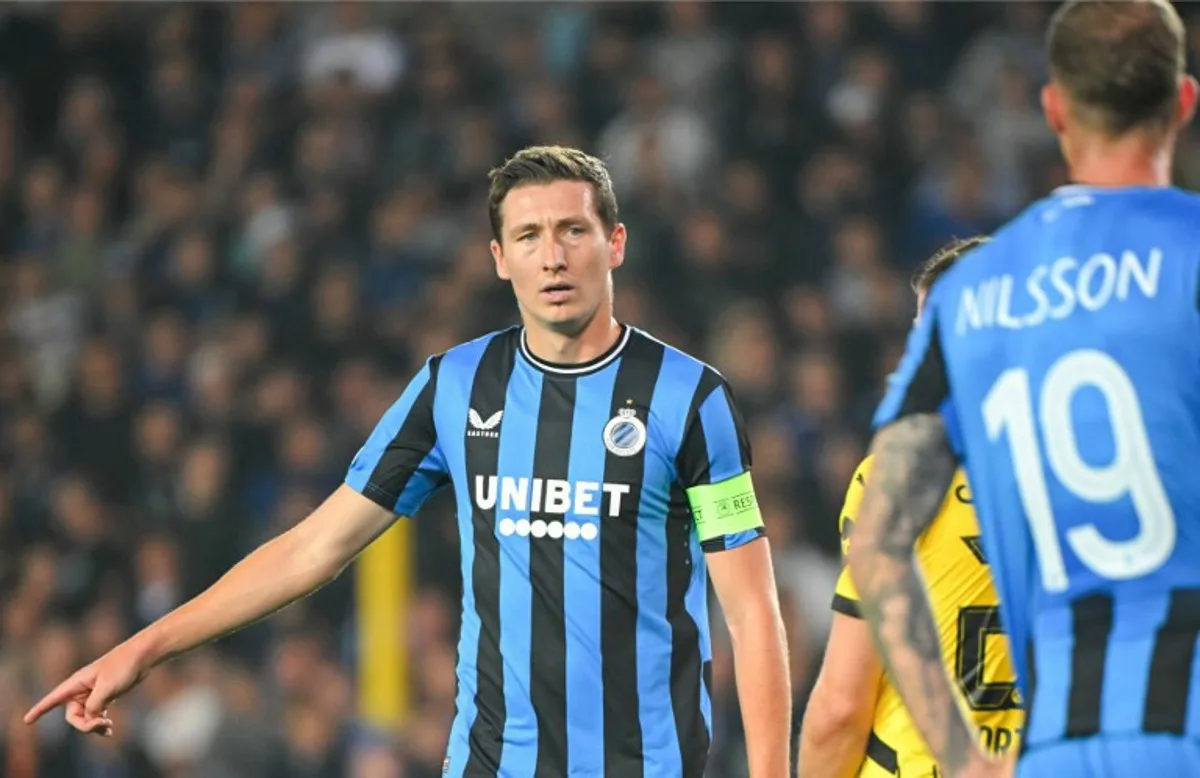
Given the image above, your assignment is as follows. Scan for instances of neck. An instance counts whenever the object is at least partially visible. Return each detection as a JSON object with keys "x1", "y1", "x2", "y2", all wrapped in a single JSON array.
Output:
[
  {"x1": 523, "y1": 310, "x2": 622, "y2": 365},
  {"x1": 1066, "y1": 128, "x2": 1175, "y2": 188}
]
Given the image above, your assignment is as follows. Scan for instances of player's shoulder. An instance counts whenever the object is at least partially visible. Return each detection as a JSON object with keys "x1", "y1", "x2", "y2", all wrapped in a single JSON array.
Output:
[
  {"x1": 436, "y1": 327, "x2": 520, "y2": 371},
  {"x1": 923, "y1": 185, "x2": 1200, "y2": 311},
  {"x1": 1027, "y1": 184, "x2": 1200, "y2": 228},
  {"x1": 627, "y1": 326, "x2": 728, "y2": 405}
]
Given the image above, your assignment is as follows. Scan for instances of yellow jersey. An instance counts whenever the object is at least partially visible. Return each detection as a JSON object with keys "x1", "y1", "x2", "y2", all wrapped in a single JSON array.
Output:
[{"x1": 833, "y1": 456, "x2": 1024, "y2": 777}]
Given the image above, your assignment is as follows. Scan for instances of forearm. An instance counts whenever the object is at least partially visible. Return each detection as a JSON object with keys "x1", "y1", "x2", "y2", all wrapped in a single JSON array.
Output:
[
  {"x1": 130, "y1": 528, "x2": 338, "y2": 667},
  {"x1": 848, "y1": 417, "x2": 980, "y2": 774},
  {"x1": 854, "y1": 557, "x2": 976, "y2": 772},
  {"x1": 795, "y1": 698, "x2": 872, "y2": 778},
  {"x1": 730, "y1": 608, "x2": 792, "y2": 778}
]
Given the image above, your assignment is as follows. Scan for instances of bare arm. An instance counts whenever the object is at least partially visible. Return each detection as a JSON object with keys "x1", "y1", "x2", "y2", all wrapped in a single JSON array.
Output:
[
  {"x1": 137, "y1": 484, "x2": 396, "y2": 666},
  {"x1": 708, "y1": 538, "x2": 792, "y2": 778},
  {"x1": 796, "y1": 612, "x2": 882, "y2": 778},
  {"x1": 25, "y1": 485, "x2": 397, "y2": 727},
  {"x1": 845, "y1": 415, "x2": 982, "y2": 775}
]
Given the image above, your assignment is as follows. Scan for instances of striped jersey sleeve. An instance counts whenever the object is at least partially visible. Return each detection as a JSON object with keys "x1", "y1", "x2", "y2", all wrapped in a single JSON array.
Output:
[
  {"x1": 831, "y1": 456, "x2": 873, "y2": 619},
  {"x1": 677, "y1": 370, "x2": 765, "y2": 553},
  {"x1": 345, "y1": 355, "x2": 450, "y2": 516}
]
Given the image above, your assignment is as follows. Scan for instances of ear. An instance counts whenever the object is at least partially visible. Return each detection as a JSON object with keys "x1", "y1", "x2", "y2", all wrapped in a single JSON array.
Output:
[
  {"x1": 1177, "y1": 75, "x2": 1198, "y2": 129},
  {"x1": 491, "y1": 239, "x2": 510, "y2": 281},
  {"x1": 608, "y1": 223, "x2": 628, "y2": 271},
  {"x1": 1041, "y1": 82, "x2": 1067, "y2": 135}
]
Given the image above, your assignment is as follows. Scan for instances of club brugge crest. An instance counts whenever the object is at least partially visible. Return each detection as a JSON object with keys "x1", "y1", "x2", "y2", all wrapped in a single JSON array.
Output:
[{"x1": 603, "y1": 407, "x2": 647, "y2": 457}]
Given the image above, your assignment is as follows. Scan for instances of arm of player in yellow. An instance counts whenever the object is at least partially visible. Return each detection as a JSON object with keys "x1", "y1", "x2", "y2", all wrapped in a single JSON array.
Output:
[
  {"x1": 796, "y1": 610, "x2": 884, "y2": 778},
  {"x1": 26, "y1": 485, "x2": 397, "y2": 732},
  {"x1": 796, "y1": 457, "x2": 882, "y2": 778},
  {"x1": 707, "y1": 532, "x2": 791, "y2": 778}
]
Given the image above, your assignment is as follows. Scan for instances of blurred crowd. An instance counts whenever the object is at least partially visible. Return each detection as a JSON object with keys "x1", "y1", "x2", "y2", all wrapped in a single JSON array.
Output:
[{"x1": 2, "y1": 3, "x2": 1200, "y2": 777}]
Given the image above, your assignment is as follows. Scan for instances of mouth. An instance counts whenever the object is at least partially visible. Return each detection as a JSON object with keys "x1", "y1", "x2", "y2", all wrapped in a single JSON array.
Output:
[{"x1": 540, "y1": 282, "x2": 575, "y2": 303}]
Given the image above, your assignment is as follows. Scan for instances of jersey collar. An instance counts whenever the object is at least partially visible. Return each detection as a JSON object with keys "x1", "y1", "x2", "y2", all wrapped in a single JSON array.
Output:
[
  {"x1": 519, "y1": 324, "x2": 631, "y2": 376},
  {"x1": 1052, "y1": 183, "x2": 1161, "y2": 198}
]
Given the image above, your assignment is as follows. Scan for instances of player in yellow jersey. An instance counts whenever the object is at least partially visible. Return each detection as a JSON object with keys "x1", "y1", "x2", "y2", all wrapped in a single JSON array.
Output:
[{"x1": 796, "y1": 236, "x2": 1024, "y2": 778}]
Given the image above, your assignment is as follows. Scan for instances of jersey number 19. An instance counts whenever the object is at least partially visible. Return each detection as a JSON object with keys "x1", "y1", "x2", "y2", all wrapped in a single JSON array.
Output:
[{"x1": 982, "y1": 349, "x2": 1177, "y2": 593}]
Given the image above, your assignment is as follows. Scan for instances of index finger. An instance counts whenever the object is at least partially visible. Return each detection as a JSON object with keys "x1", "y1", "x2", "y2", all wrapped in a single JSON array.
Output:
[{"x1": 24, "y1": 675, "x2": 87, "y2": 725}]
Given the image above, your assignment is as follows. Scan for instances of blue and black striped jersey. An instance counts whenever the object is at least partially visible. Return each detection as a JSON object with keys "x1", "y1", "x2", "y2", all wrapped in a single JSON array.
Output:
[
  {"x1": 346, "y1": 324, "x2": 765, "y2": 778},
  {"x1": 875, "y1": 185, "x2": 1200, "y2": 756}
]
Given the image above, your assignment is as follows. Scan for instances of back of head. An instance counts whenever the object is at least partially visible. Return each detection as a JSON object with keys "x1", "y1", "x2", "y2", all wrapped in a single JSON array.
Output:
[{"x1": 1047, "y1": 0, "x2": 1186, "y2": 136}]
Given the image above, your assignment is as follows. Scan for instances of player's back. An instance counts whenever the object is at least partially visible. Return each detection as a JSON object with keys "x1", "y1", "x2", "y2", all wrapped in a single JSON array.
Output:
[{"x1": 907, "y1": 185, "x2": 1200, "y2": 768}]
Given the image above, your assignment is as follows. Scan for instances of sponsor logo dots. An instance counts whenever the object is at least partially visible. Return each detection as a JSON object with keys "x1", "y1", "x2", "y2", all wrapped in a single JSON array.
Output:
[{"x1": 496, "y1": 519, "x2": 599, "y2": 541}]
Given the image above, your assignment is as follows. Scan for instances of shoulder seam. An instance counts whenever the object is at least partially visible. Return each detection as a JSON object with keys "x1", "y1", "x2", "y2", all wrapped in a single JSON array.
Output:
[
  {"x1": 632, "y1": 327, "x2": 722, "y2": 373},
  {"x1": 441, "y1": 327, "x2": 515, "y2": 360}
]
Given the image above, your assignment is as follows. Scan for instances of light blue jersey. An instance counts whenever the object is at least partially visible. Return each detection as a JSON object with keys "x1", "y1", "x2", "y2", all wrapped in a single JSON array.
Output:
[{"x1": 875, "y1": 186, "x2": 1200, "y2": 776}]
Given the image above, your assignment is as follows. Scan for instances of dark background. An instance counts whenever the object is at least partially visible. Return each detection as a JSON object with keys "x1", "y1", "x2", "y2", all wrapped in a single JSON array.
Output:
[{"x1": 2, "y1": 3, "x2": 1199, "y2": 777}]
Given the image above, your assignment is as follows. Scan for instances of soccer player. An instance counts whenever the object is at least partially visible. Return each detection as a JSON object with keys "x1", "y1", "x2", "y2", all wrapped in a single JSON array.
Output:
[
  {"x1": 24, "y1": 146, "x2": 792, "y2": 777},
  {"x1": 848, "y1": 2, "x2": 1200, "y2": 777},
  {"x1": 796, "y1": 237, "x2": 1024, "y2": 778}
]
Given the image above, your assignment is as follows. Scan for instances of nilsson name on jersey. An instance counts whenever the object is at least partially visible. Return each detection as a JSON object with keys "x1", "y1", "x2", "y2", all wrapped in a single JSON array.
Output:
[
  {"x1": 474, "y1": 475, "x2": 632, "y2": 517},
  {"x1": 956, "y1": 248, "x2": 1161, "y2": 336}
]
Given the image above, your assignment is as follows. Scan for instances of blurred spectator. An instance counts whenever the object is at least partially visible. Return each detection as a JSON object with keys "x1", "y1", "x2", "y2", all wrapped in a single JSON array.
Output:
[
  {"x1": 946, "y1": 3, "x2": 1048, "y2": 120},
  {"x1": 646, "y1": 1, "x2": 733, "y2": 119},
  {"x1": 597, "y1": 71, "x2": 717, "y2": 201},
  {"x1": 10, "y1": 258, "x2": 85, "y2": 408},
  {"x1": 301, "y1": 3, "x2": 405, "y2": 99}
]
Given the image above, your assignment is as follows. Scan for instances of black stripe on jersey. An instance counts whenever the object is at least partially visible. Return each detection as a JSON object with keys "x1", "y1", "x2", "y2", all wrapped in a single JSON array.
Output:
[
  {"x1": 530, "y1": 376, "x2": 575, "y2": 778},
  {"x1": 676, "y1": 368, "x2": 724, "y2": 487},
  {"x1": 667, "y1": 483, "x2": 709, "y2": 778},
  {"x1": 664, "y1": 366, "x2": 727, "y2": 778},
  {"x1": 464, "y1": 333, "x2": 517, "y2": 777},
  {"x1": 600, "y1": 334, "x2": 665, "y2": 778},
  {"x1": 865, "y1": 730, "x2": 899, "y2": 774},
  {"x1": 364, "y1": 354, "x2": 445, "y2": 503},
  {"x1": 1064, "y1": 593, "x2": 1114, "y2": 739},
  {"x1": 831, "y1": 593, "x2": 862, "y2": 619},
  {"x1": 1143, "y1": 588, "x2": 1200, "y2": 733},
  {"x1": 896, "y1": 318, "x2": 950, "y2": 419}
]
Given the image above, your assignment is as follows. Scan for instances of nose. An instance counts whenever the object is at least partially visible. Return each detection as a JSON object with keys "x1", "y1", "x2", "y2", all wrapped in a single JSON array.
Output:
[{"x1": 542, "y1": 238, "x2": 567, "y2": 271}]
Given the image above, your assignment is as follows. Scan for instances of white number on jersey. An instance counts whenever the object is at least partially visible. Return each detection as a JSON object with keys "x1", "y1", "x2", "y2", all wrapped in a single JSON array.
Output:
[{"x1": 982, "y1": 349, "x2": 1176, "y2": 592}]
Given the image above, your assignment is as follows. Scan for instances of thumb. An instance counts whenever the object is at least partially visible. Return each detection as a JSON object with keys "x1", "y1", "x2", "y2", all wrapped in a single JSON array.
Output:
[{"x1": 84, "y1": 681, "x2": 111, "y2": 719}]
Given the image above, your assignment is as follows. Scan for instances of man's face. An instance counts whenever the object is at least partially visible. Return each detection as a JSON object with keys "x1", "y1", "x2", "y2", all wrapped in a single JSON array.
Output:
[{"x1": 491, "y1": 180, "x2": 626, "y2": 336}]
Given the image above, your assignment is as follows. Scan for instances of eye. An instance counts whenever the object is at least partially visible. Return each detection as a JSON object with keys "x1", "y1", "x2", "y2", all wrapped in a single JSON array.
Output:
[
  {"x1": 566, "y1": 225, "x2": 585, "y2": 237},
  {"x1": 517, "y1": 232, "x2": 536, "y2": 243}
]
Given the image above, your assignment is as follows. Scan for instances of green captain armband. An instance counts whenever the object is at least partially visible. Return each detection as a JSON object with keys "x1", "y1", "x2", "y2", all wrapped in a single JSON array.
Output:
[{"x1": 685, "y1": 472, "x2": 764, "y2": 541}]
